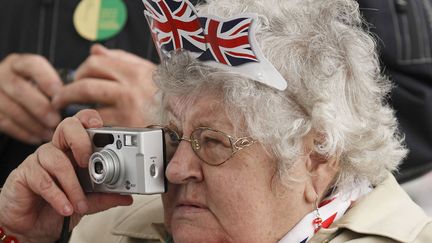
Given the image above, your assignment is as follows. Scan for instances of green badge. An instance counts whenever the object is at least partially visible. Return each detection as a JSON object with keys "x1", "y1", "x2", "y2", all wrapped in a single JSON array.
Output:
[{"x1": 73, "y1": 0, "x2": 127, "y2": 41}]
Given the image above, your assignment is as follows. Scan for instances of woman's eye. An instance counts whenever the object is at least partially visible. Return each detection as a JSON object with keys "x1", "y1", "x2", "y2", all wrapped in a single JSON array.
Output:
[
  {"x1": 201, "y1": 135, "x2": 230, "y2": 148},
  {"x1": 168, "y1": 131, "x2": 180, "y2": 144},
  {"x1": 202, "y1": 136, "x2": 222, "y2": 145}
]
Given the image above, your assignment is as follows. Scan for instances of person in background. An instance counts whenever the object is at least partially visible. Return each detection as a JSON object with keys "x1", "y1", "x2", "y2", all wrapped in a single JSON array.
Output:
[
  {"x1": 358, "y1": 0, "x2": 432, "y2": 215},
  {"x1": 0, "y1": 0, "x2": 431, "y2": 242},
  {"x1": 0, "y1": 0, "x2": 173, "y2": 186}
]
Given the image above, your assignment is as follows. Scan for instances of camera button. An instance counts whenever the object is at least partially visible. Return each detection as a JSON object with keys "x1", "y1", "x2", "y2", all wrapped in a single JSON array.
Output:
[
  {"x1": 150, "y1": 164, "x2": 157, "y2": 177},
  {"x1": 116, "y1": 139, "x2": 122, "y2": 149}
]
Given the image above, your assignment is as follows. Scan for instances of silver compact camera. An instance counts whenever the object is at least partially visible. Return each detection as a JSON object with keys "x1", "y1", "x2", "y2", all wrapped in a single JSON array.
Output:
[{"x1": 78, "y1": 127, "x2": 166, "y2": 195}]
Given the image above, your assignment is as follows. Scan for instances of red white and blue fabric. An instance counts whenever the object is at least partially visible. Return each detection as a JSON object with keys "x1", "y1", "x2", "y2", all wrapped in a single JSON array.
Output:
[
  {"x1": 142, "y1": 0, "x2": 288, "y2": 91},
  {"x1": 197, "y1": 16, "x2": 258, "y2": 66},
  {"x1": 278, "y1": 186, "x2": 372, "y2": 243},
  {"x1": 143, "y1": 0, "x2": 206, "y2": 56}
]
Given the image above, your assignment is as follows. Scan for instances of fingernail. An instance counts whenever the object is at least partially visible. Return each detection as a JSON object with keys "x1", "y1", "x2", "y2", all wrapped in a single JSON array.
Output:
[
  {"x1": 46, "y1": 112, "x2": 61, "y2": 128},
  {"x1": 63, "y1": 204, "x2": 73, "y2": 215},
  {"x1": 77, "y1": 200, "x2": 88, "y2": 214},
  {"x1": 96, "y1": 43, "x2": 107, "y2": 51},
  {"x1": 89, "y1": 118, "x2": 102, "y2": 127}
]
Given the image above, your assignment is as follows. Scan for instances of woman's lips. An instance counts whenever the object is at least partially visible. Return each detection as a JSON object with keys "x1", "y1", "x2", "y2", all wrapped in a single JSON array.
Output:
[{"x1": 173, "y1": 201, "x2": 209, "y2": 215}]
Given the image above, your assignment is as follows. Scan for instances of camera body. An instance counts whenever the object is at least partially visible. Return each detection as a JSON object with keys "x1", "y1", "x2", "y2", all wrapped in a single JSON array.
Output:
[{"x1": 78, "y1": 127, "x2": 166, "y2": 195}]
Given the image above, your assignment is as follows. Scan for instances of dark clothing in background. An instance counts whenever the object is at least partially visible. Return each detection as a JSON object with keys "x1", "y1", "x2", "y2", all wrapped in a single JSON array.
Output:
[
  {"x1": 359, "y1": 0, "x2": 432, "y2": 182},
  {"x1": 3, "y1": 0, "x2": 430, "y2": 186},
  {"x1": 0, "y1": 0, "x2": 158, "y2": 186},
  {"x1": 0, "y1": 0, "x2": 158, "y2": 70}
]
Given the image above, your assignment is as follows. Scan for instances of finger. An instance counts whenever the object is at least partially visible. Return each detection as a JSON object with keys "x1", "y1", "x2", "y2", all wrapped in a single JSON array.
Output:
[
  {"x1": 51, "y1": 116, "x2": 93, "y2": 168},
  {"x1": 85, "y1": 193, "x2": 133, "y2": 214},
  {"x1": 90, "y1": 44, "x2": 145, "y2": 63},
  {"x1": 0, "y1": 113, "x2": 43, "y2": 144},
  {"x1": 96, "y1": 106, "x2": 149, "y2": 127},
  {"x1": 52, "y1": 79, "x2": 122, "y2": 109},
  {"x1": 36, "y1": 144, "x2": 89, "y2": 214},
  {"x1": 10, "y1": 54, "x2": 62, "y2": 97},
  {"x1": 0, "y1": 76, "x2": 61, "y2": 128},
  {"x1": 23, "y1": 153, "x2": 74, "y2": 216},
  {"x1": 90, "y1": 43, "x2": 110, "y2": 56},
  {"x1": 74, "y1": 55, "x2": 118, "y2": 81},
  {"x1": 74, "y1": 109, "x2": 104, "y2": 129},
  {"x1": 96, "y1": 107, "x2": 121, "y2": 126},
  {"x1": 0, "y1": 89, "x2": 53, "y2": 140},
  {"x1": 74, "y1": 52, "x2": 154, "y2": 81}
]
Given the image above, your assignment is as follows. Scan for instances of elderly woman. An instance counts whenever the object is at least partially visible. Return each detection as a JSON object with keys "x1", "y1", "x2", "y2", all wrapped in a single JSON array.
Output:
[{"x1": 0, "y1": 0, "x2": 431, "y2": 242}]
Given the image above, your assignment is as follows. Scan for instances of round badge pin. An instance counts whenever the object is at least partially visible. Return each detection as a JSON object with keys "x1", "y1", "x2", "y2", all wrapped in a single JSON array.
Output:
[{"x1": 73, "y1": 0, "x2": 127, "y2": 41}]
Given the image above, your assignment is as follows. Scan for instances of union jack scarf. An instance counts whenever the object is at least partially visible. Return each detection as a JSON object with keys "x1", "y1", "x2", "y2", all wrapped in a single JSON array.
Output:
[
  {"x1": 279, "y1": 185, "x2": 372, "y2": 243},
  {"x1": 142, "y1": 0, "x2": 288, "y2": 91}
]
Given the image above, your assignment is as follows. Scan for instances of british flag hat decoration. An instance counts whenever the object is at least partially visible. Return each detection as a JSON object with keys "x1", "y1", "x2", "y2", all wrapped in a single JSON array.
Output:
[{"x1": 142, "y1": 0, "x2": 288, "y2": 91}]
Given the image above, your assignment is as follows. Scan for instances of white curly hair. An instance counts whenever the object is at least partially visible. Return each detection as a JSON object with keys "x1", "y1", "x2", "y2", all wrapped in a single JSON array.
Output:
[{"x1": 153, "y1": 0, "x2": 407, "y2": 194}]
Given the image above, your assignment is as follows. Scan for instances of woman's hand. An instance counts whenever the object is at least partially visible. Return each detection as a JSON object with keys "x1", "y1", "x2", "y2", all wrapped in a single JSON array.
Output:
[{"x1": 0, "y1": 109, "x2": 132, "y2": 243}]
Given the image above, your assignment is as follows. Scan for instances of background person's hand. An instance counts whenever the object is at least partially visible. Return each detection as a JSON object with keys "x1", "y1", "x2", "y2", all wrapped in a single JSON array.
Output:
[
  {"x1": 0, "y1": 109, "x2": 132, "y2": 243},
  {"x1": 52, "y1": 44, "x2": 158, "y2": 127},
  {"x1": 0, "y1": 54, "x2": 63, "y2": 144}
]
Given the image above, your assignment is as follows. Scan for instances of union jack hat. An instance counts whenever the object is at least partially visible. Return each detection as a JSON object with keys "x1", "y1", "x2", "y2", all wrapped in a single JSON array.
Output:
[{"x1": 142, "y1": 0, "x2": 288, "y2": 91}]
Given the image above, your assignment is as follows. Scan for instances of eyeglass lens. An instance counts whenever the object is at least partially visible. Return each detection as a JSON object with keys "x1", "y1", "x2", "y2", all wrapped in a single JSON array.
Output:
[{"x1": 163, "y1": 128, "x2": 233, "y2": 165}]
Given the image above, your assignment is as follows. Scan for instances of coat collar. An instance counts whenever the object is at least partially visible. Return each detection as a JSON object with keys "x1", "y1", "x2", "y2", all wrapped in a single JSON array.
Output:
[
  {"x1": 311, "y1": 173, "x2": 431, "y2": 243},
  {"x1": 108, "y1": 174, "x2": 431, "y2": 243},
  {"x1": 110, "y1": 194, "x2": 167, "y2": 242}
]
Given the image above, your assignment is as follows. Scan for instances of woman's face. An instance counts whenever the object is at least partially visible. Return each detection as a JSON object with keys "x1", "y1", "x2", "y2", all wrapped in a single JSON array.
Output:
[{"x1": 162, "y1": 94, "x2": 312, "y2": 243}]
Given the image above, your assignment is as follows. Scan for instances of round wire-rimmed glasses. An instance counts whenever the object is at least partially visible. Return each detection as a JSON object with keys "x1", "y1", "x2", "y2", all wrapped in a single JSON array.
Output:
[{"x1": 148, "y1": 125, "x2": 257, "y2": 166}]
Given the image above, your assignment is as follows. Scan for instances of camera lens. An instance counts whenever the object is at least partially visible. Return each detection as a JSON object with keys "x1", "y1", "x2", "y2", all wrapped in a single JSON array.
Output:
[
  {"x1": 94, "y1": 161, "x2": 104, "y2": 174},
  {"x1": 89, "y1": 149, "x2": 121, "y2": 185}
]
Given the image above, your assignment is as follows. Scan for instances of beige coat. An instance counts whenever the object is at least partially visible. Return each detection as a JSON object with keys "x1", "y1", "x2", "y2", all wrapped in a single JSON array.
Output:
[{"x1": 70, "y1": 174, "x2": 432, "y2": 243}]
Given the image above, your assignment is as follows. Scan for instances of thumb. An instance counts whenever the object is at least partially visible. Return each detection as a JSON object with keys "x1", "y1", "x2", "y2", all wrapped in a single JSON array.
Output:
[{"x1": 90, "y1": 44, "x2": 109, "y2": 56}]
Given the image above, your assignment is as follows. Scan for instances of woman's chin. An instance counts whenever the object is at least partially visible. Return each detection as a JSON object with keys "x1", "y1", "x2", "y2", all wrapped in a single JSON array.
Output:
[{"x1": 170, "y1": 221, "x2": 232, "y2": 243}]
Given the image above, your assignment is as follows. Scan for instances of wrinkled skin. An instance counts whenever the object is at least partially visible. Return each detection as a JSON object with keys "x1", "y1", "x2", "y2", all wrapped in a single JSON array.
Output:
[
  {"x1": 0, "y1": 96, "x2": 337, "y2": 242},
  {"x1": 0, "y1": 110, "x2": 132, "y2": 243},
  {"x1": 161, "y1": 94, "x2": 338, "y2": 243}
]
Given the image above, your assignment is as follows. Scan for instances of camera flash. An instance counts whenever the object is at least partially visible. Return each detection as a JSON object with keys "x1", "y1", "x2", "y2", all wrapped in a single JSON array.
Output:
[{"x1": 124, "y1": 134, "x2": 137, "y2": 146}]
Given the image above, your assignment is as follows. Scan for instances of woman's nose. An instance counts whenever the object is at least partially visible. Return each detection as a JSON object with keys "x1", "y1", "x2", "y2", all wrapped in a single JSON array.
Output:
[{"x1": 165, "y1": 140, "x2": 203, "y2": 184}]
